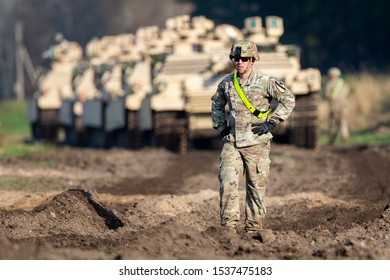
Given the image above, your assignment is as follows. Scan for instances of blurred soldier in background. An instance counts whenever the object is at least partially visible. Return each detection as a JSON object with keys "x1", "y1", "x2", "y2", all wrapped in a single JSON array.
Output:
[
  {"x1": 325, "y1": 67, "x2": 350, "y2": 145},
  {"x1": 211, "y1": 40, "x2": 295, "y2": 240}
]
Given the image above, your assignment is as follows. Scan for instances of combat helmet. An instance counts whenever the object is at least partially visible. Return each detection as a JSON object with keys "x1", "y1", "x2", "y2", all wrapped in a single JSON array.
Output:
[
  {"x1": 55, "y1": 32, "x2": 64, "y2": 43},
  {"x1": 328, "y1": 67, "x2": 341, "y2": 78},
  {"x1": 229, "y1": 40, "x2": 260, "y2": 61}
]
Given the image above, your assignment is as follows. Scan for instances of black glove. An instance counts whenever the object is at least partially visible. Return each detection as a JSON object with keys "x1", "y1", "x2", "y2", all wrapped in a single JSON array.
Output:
[
  {"x1": 220, "y1": 127, "x2": 230, "y2": 137},
  {"x1": 251, "y1": 119, "x2": 277, "y2": 135}
]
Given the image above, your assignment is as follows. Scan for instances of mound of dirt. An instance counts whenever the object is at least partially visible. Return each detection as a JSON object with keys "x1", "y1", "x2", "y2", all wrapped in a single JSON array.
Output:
[
  {"x1": 0, "y1": 144, "x2": 390, "y2": 260},
  {"x1": 0, "y1": 189, "x2": 124, "y2": 259},
  {"x1": 0, "y1": 189, "x2": 123, "y2": 240}
]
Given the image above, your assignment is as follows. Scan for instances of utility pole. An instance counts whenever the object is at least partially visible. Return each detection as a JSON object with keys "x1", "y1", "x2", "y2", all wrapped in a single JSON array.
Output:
[{"x1": 15, "y1": 21, "x2": 25, "y2": 101}]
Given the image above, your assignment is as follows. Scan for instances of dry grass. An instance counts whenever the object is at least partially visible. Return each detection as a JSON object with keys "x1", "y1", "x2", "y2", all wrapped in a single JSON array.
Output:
[
  {"x1": 320, "y1": 72, "x2": 390, "y2": 132},
  {"x1": 347, "y1": 72, "x2": 390, "y2": 130}
]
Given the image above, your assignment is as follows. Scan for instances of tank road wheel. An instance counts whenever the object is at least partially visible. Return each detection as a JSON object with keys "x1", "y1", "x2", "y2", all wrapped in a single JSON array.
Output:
[
  {"x1": 154, "y1": 111, "x2": 176, "y2": 151},
  {"x1": 153, "y1": 111, "x2": 170, "y2": 150},
  {"x1": 126, "y1": 110, "x2": 141, "y2": 149},
  {"x1": 177, "y1": 117, "x2": 189, "y2": 155},
  {"x1": 290, "y1": 93, "x2": 320, "y2": 149},
  {"x1": 303, "y1": 93, "x2": 320, "y2": 149},
  {"x1": 59, "y1": 100, "x2": 87, "y2": 147},
  {"x1": 74, "y1": 116, "x2": 87, "y2": 146},
  {"x1": 153, "y1": 111, "x2": 189, "y2": 153},
  {"x1": 63, "y1": 116, "x2": 86, "y2": 147},
  {"x1": 40, "y1": 109, "x2": 60, "y2": 143}
]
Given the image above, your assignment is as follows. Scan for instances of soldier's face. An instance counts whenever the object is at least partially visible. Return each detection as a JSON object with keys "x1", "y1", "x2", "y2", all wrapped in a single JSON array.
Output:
[{"x1": 232, "y1": 56, "x2": 253, "y2": 75}]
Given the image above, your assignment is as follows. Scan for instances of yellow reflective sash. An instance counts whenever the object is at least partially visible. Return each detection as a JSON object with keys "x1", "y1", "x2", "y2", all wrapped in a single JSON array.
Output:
[
  {"x1": 233, "y1": 72, "x2": 272, "y2": 119},
  {"x1": 331, "y1": 78, "x2": 344, "y2": 97}
]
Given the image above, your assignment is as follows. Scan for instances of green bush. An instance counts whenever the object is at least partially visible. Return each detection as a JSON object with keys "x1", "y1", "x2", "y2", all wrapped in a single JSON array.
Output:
[
  {"x1": 0, "y1": 100, "x2": 54, "y2": 158},
  {"x1": 0, "y1": 100, "x2": 30, "y2": 136}
]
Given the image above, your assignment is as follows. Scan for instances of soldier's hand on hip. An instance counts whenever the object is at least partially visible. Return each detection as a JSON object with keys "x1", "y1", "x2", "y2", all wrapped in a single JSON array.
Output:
[
  {"x1": 220, "y1": 127, "x2": 230, "y2": 138},
  {"x1": 251, "y1": 119, "x2": 277, "y2": 135}
]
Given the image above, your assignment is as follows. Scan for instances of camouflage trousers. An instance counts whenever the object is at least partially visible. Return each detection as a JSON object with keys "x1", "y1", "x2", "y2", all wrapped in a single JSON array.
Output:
[
  {"x1": 329, "y1": 109, "x2": 349, "y2": 144},
  {"x1": 218, "y1": 140, "x2": 271, "y2": 232}
]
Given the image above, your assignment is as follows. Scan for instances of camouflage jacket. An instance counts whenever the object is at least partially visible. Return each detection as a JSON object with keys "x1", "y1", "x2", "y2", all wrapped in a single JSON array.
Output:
[
  {"x1": 325, "y1": 78, "x2": 350, "y2": 112},
  {"x1": 211, "y1": 68, "x2": 295, "y2": 148}
]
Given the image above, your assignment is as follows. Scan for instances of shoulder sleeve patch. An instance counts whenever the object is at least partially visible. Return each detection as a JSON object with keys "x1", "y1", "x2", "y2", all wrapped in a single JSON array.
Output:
[{"x1": 275, "y1": 80, "x2": 286, "y2": 93}]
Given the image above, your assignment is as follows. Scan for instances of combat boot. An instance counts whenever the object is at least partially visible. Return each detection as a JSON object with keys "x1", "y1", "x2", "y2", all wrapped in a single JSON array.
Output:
[
  {"x1": 245, "y1": 216, "x2": 265, "y2": 242},
  {"x1": 246, "y1": 230, "x2": 264, "y2": 243},
  {"x1": 224, "y1": 226, "x2": 238, "y2": 234}
]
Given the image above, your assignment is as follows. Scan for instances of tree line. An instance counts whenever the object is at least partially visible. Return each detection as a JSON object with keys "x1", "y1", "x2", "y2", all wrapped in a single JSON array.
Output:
[
  {"x1": 186, "y1": 0, "x2": 390, "y2": 72},
  {"x1": 1, "y1": 0, "x2": 389, "y2": 100}
]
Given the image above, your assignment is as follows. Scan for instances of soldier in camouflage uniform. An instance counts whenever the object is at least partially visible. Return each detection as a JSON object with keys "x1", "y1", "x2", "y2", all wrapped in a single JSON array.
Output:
[
  {"x1": 325, "y1": 67, "x2": 350, "y2": 145},
  {"x1": 211, "y1": 40, "x2": 295, "y2": 237}
]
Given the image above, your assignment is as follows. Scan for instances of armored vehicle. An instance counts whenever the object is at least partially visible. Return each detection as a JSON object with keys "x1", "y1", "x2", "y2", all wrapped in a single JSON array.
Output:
[
  {"x1": 245, "y1": 16, "x2": 321, "y2": 148},
  {"x1": 150, "y1": 15, "x2": 321, "y2": 153},
  {"x1": 29, "y1": 15, "x2": 321, "y2": 151},
  {"x1": 28, "y1": 35, "x2": 83, "y2": 142},
  {"x1": 151, "y1": 15, "x2": 241, "y2": 153},
  {"x1": 80, "y1": 28, "x2": 165, "y2": 149},
  {"x1": 60, "y1": 27, "x2": 162, "y2": 149}
]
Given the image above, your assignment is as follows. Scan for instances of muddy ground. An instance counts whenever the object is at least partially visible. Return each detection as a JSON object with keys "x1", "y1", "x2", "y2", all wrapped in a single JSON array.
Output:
[{"x1": 0, "y1": 142, "x2": 390, "y2": 260}]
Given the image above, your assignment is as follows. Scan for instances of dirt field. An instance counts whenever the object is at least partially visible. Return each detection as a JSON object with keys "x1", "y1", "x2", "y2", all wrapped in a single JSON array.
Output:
[{"x1": 0, "y1": 142, "x2": 390, "y2": 260}]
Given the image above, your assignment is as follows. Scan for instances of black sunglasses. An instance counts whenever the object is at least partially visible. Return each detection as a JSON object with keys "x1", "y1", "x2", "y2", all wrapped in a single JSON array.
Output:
[{"x1": 232, "y1": 56, "x2": 251, "y2": 62}]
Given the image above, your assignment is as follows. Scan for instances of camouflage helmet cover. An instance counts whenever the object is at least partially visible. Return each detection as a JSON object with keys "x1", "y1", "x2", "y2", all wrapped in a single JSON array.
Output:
[
  {"x1": 55, "y1": 32, "x2": 64, "y2": 43},
  {"x1": 229, "y1": 40, "x2": 260, "y2": 61},
  {"x1": 328, "y1": 67, "x2": 341, "y2": 78}
]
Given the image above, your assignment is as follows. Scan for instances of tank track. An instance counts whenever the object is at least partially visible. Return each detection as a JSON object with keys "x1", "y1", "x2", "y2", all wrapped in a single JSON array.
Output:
[
  {"x1": 153, "y1": 111, "x2": 189, "y2": 154},
  {"x1": 126, "y1": 110, "x2": 141, "y2": 149},
  {"x1": 289, "y1": 93, "x2": 320, "y2": 149},
  {"x1": 39, "y1": 109, "x2": 60, "y2": 142}
]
